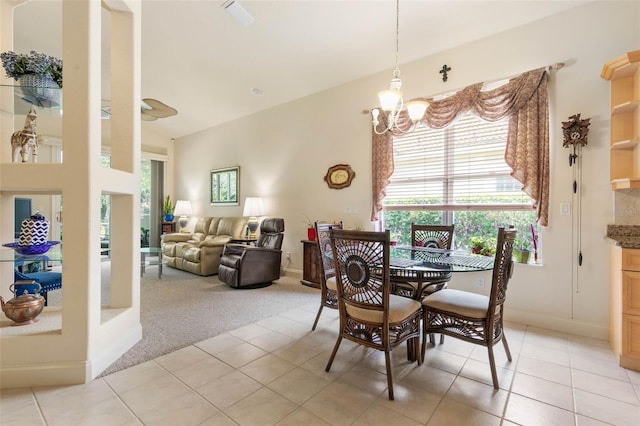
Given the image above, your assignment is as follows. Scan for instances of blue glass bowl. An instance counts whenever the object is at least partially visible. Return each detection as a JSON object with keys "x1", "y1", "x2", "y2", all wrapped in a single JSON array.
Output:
[{"x1": 2, "y1": 241, "x2": 60, "y2": 255}]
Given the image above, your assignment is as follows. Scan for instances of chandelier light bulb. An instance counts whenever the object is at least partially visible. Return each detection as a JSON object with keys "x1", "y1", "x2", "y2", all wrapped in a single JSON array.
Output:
[{"x1": 371, "y1": 108, "x2": 380, "y2": 126}]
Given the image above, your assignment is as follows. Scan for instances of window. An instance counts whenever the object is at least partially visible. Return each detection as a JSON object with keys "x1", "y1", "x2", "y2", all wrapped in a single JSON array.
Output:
[{"x1": 381, "y1": 113, "x2": 539, "y2": 255}]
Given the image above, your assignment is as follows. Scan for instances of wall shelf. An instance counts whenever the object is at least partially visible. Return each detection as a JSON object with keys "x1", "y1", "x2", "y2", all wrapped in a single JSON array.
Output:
[
  {"x1": 611, "y1": 137, "x2": 640, "y2": 150},
  {"x1": 601, "y1": 50, "x2": 640, "y2": 190},
  {"x1": 0, "y1": 83, "x2": 62, "y2": 117},
  {"x1": 611, "y1": 100, "x2": 639, "y2": 115}
]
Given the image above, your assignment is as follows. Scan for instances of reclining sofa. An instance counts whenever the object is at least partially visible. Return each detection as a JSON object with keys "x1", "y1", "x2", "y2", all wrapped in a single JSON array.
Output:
[{"x1": 161, "y1": 216, "x2": 248, "y2": 276}]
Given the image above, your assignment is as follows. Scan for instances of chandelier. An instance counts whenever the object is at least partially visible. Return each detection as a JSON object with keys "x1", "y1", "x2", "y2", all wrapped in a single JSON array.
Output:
[{"x1": 371, "y1": 0, "x2": 428, "y2": 136}]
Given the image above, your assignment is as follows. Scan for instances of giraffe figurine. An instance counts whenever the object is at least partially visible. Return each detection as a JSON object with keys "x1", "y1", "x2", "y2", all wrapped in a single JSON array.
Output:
[{"x1": 11, "y1": 106, "x2": 38, "y2": 163}]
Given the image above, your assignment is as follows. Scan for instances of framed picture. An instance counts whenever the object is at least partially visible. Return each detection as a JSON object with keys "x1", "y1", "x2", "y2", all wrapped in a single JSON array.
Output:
[{"x1": 210, "y1": 166, "x2": 240, "y2": 205}]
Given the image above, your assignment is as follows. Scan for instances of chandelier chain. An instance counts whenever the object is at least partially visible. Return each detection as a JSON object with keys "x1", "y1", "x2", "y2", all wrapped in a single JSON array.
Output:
[
  {"x1": 372, "y1": 0, "x2": 428, "y2": 135},
  {"x1": 394, "y1": 0, "x2": 400, "y2": 77}
]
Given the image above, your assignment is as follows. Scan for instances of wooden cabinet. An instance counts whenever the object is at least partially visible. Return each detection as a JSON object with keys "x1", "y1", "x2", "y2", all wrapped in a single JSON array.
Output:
[
  {"x1": 610, "y1": 246, "x2": 640, "y2": 371},
  {"x1": 301, "y1": 240, "x2": 321, "y2": 289},
  {"x1": 601, "y1": 50, "x2": 640, "y2": 190},
  {"x1": 161, "y1": 222, "x2": 175, "y2": 234}
]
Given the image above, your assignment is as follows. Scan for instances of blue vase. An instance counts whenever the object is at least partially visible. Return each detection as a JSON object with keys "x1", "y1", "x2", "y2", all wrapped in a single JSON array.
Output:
[{"x1": 164, "y1": 214, "x2": 174, "y2": 222}]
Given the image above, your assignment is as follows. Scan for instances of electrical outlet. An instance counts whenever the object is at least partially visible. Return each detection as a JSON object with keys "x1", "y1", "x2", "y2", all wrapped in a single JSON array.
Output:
[
  {"x1": 286, "y1": 252, "x2": 291, "y2": 260},
  {"x1": 475, "y1": 277, "x2": 485, "y2": 288}
]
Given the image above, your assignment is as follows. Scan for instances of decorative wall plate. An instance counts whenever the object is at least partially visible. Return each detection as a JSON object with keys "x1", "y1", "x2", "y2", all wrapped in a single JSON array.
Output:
[{"x1": 324, "y1": 164, "x2": 355, "y2": 189}]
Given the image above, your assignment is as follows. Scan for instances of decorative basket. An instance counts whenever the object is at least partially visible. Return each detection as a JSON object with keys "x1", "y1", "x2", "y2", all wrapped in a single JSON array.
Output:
[{"x1": 19, "y1": 74, "x2": 60, "y2": 107}]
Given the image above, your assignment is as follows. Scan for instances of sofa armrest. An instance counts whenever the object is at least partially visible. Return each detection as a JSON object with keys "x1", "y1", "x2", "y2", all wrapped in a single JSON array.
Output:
[
  {"x1": 162, "y1": 233, "x2": 193, "y2": 243},
  {"x1": 221, "y1": 243, "x2": 247, "y2": 255},
  {"x1": 200, "y1": 237, "x2": 233, "y2": 248},
  {"x1": 241, "y1": 246, "x2": 281, "y2": 256}
]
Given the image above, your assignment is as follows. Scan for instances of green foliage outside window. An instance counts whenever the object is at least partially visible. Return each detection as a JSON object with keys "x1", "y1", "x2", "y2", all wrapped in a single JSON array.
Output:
[{"x1": 382, "y1": 194, "x2": 538, "y2": 251}]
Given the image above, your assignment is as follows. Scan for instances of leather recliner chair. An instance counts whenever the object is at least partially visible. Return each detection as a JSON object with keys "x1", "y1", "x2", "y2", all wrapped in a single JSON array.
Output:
[{"x1": 218, "y1": 218, "x2": 285, "y2": 288}]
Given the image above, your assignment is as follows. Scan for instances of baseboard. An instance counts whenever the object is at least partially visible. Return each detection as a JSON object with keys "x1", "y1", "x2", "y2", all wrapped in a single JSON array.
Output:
[
  {"x1": 282, "y1": 268, "x2": 302, "y2": 279},
  {"x1": 1, "y1": 361, "x2": 91, "y2": 389},
  {"x1": 0, "y1": 323, "x2": 142, "y2": 389},
  {"x1": 90, "y1": 323, "x2": 143, "y2": 379},
  {"x1": 504, "y1": 306, "x2": 609, "y2": 340}
]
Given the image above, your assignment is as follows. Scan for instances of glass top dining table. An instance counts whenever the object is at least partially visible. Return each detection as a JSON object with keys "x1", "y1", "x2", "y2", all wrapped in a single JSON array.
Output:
[
  {"x1": 389, "y1": 245, "x2": 495, "y2": 272},
  {"x1": 387, "y1": 245, "x2": 495, "y2": 303}
]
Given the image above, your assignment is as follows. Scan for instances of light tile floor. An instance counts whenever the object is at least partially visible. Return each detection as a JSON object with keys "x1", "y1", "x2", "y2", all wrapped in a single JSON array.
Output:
[{"x1": 2, "y1": 302, "x2": 640, "y2": 425}]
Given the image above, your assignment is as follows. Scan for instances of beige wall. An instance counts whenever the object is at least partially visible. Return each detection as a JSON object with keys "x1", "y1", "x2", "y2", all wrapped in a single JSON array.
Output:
[{"x1": 173, "y1": 1, "x2": 639, "y2": 338}]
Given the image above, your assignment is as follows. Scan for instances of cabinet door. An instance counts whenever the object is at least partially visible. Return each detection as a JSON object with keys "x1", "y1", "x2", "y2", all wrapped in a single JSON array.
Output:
[
  {"x1": 301, "y1": 240, "x2": 321, "y2": 288},
  {"x1": 622, "y1": 248, "x2": 640, "y2": 271},
  {"x1": 622, "y1": 314, "x2": 640, "y2": 363},
  {"x1": 623, "y1": 271, "x2": 640, "y2": 315}
]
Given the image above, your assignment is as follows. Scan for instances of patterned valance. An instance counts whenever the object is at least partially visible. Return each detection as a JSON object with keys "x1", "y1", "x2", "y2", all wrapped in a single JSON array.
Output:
[{"x1": 371, "y1": 68, "x2": 550, "y2": 226}]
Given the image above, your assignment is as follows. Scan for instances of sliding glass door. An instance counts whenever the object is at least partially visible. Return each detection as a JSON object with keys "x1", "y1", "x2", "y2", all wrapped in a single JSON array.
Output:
[{"x1": 101, "y1": 155, "x2": 165, "y2": 249}]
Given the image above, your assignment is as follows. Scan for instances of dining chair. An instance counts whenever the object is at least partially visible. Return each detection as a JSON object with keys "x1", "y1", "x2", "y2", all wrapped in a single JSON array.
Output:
[
  {"x1": 392, "y1": 223, "x2": 455, "y2": 300},
  {"x1": 421, "y1": 227, "x2": 516, "y2": 389},
  {"x1": 325, "y1": 229, "x2": 421, "y2": 400},
  {"x1": 311, "y1": 221, "x2": 343, "y2": 331}
]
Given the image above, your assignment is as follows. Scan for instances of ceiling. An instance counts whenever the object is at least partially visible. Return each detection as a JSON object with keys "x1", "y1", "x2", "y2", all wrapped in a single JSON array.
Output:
[{"x1": 11, "y1": 0, "x2": 588, "y2": 139}]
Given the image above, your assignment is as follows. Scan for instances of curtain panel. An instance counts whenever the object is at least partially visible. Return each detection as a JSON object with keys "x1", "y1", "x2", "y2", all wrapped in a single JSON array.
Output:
[{"x1": 371, "y1": 68, "x2": 550, "y2": 226}]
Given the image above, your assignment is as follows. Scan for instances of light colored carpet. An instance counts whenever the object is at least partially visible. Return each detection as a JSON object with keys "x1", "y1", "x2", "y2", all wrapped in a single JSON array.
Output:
[{"x1": 46, "y1": 260, "x2": 319, "y2": 377}]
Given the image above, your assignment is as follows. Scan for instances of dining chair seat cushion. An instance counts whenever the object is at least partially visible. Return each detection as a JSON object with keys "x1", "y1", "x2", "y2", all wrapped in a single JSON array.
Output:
[
  {"x1": 423, "y1": 288, "x2": 489, "y2": 319},
  {"x1": 347, "y1": 294, "x2": 421, "y2": 324},
  {"x1": 326, "y1": 276, "x2": 337, "y2": 291}
]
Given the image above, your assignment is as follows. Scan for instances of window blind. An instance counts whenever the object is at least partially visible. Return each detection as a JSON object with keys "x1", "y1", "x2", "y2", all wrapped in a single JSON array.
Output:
[{"x1": 384, "y1": 113, "x2": 533, "y2": 208}]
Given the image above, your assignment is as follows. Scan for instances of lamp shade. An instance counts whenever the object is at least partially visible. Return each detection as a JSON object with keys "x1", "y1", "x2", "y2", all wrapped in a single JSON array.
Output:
[
  {"x1": 405, "y1": 100, "x2": 428, "y2": 121},
  {"x1": 243, "y1": 197, "x2": 264, "y2": 217},
  {"x1": 378, "y1": 89, "x2": 402, "y2": 112},
  {"x1": 173, "y1": 200, "x2": 193, "y2": 216}
]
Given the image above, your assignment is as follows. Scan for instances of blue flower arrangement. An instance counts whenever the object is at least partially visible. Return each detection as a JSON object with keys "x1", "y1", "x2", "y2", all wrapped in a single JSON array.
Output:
[{"x1": 1, "y1": 50, "x2": 63, "y2": 88}]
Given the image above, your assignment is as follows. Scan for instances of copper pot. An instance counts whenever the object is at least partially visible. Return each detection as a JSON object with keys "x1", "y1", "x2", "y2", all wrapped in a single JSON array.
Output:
[{"x1": 1, "y1": 293, "x2": 45, "y2": 326}]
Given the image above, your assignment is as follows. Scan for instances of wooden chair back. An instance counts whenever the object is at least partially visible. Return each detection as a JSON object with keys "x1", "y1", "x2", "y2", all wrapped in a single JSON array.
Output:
[
  {"x1": 411, "y1": 223, "x2": 455, "y2": 249},
  {"x1": 330, "y1": 229, "x2": 390, "y2": 317}
]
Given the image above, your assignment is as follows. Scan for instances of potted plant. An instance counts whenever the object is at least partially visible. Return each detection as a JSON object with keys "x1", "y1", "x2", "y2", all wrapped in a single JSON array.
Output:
[
  {"x1": 513, "y1": 236, "x2": 533, "y2": 263},
  {"x1": 1, "y1": 50, "x2": 63, "y2": 87},
  {"x1": 163, "y1": 196, "x2": 174, "y2": 222},
  {"x1": 1, "y1": 50, "x2": 63, "y2": 107},
  {"x1": 469, "y1": 236, "x2": 496, "y2": 256},
  {"x1": 303, "y1": 215, "x2": 315, "y2": 241}
]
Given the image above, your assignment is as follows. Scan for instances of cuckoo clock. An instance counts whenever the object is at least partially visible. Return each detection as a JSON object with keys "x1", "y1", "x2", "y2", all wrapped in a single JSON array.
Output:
[{"x1": 562, "y1": 113, "x2": 590, "y2": 148}]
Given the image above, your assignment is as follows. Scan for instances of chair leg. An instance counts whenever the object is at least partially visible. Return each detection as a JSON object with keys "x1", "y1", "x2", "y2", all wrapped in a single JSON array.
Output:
[
  {"x1": 384, "y1": 348, "x2": 394, "y2": 400},
  {"x1": 311, "y1": 305, "x2": 323, "y2": 331},
  {"x1": 325, "y1": 335, "x2": 343, "y2": 372},
  {"x1": 406, "y1": 336, "x2": 421, "y2": 363},
  {"x1": 421, "y1": 315, "x2": 428, "y2": 363},
  {"x1": 502, "y1": 334, "x2": 512, "y2": 361},
  {"x1": 487, "y1": 344, "x2": 500, "y2": 389}
]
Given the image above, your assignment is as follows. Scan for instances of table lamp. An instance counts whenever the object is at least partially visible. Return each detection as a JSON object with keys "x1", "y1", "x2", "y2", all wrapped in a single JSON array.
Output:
[
  {"x1": 243, "y1": 197, "x2": 264, "y2": 239},
  {"x1": 173, "y1": 200, "x2": 192, "y2": 233}
]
